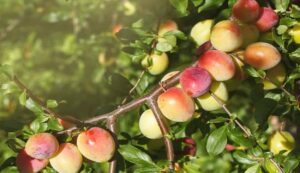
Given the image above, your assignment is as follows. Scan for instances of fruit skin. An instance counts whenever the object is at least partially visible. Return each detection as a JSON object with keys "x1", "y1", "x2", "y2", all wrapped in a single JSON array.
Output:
[
  {"x1": 190, "y1": 19, "x2": 214, "y2": 46},
  {"x1": 180, "y1": 67, "x2": 212, "y2": 97},
  {"x1": 158, "y1": 20, "x2": 178, "y2": 36},
  {"x1": 25, "y1": 133, "x2": 59, "y2": 159},
  {"x1": 263, "y1": 63, "x2": 286, "y2": 90},
  {"x1": 142, "y1": 53, "x2": 169, "y2": 75},
  {"x1": 240, "y1": 24, "x2": 260, "y2": 48},
  {"x1": 158, "y1": 87, "x2": 195, "y2": 122},
  {"x1": 268, "y1": 131, "x2": 295, "y2": 155},
  {"x1": 50, "y1": 143, "x2": 83, "y2": 173},
  {"x1": 139, "y1": 109, "x2": 163, "y2": 139},
  {"x1": 198, "y1": 50, "x2": 236, "y2": 81},
  {"x1": 244, "y1": 42, "x2": 281, "y2": 70},
  {"x1": 232, "y1": 0, "x2": 261, "y2": 23},
  {"x1": 16, "y1": 149, "x2": 48, "y2": 173},
  {"x1": 197, "y1": 81, "x2": 228, "y2": 111},
  {"x1": 210, "y1": 20, "x2": 243, "y2": 52},
  {"x1": 289, "y1": 23, "x2": 300, "y2": 44},
  {"x1": 77, "y1": 127, "x2": 116, "y2": 162},
  {"x1": 255, "y1": 8, "x2": 279, "y2": 32}
]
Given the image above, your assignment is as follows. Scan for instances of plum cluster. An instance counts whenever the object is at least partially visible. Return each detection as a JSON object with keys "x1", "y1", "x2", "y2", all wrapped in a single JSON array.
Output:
[
  {"x1": 139, "y1": 0, "x2": 292, "y2": 156},
  {"x1": 16, "y1": 127, "x2": 115, "y2": 173}
]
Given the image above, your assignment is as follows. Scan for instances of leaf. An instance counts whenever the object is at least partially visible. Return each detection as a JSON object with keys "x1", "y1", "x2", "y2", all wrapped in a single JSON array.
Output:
[
  {"x1": 47, "y1": 117, "x2": 63, "y2": 131},
  {"x1": 19, "y1": 90, "x2": 27, "y2": 106},
  {"x1": 119, "y1": 145, "x2": 160, "y2": 170},
  {"x1": 245, "y1": 164, "x2": 263, "y2": 173},
  {"x1": 206, "y1": 125, "x2": 228, "y2": 155},
  {"x1": 244, "y1": 66, "x2": 266, "y2": 78},
  {"x1": 156, "y1": 42, "x2": 173, "y2": 52},
  {"x1": 227, "y1": 126, "x2": 254, "y2": 148},
  {"x1": 198, "y1": 0, "x2": 226, "y2": 13},
  {"x1": 25, "y1": 98, "x2": 43, "y2": 114},
  {"x1": 47, "y1": 100, "x2": 58, "y2": 108},
  {"x1": 253, "y1": 98, "x2": 277, "y2": 125},
  {"x1": 289, "y1": 48, "x2": 300, "y2": 62},
  {"x1": 207, "y1": 117, "x2": 229, "y2": 124},
  {"x1": 284, "y1": 157, "x2": 299, "y2": 173},
  {"x1": 169, "y1": 0, "x2": 189, "y2": 16},
  {"x1": 233, "y1": 151, "x2": 257, "y2": 165},
  {"x1": 191, "y1": 0, "x2": 203, "y2": 6},
  {"x1": 271, "y1": 0, "x2": 290, "y2": 12},
  {"x1": 0, "y1": 64, "x2": 14, "y2": 79}
]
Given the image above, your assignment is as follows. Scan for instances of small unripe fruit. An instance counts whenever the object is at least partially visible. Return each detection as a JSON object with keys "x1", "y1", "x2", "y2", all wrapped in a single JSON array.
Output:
[
  {"x1": 139, "y1": 109, "x2": 163, "y2": 139},
  {"x1": 210, "y1": 20, "x2": 243, "y2": 52},
  {"x1": 158, "y1": 20, "x2": 178, "y2": 36},
  {"x1": 50, "y1": 143, "x2": 83, "y2": 173},
  {"x1": 77, "y1": 127, "x2": 116, "y2": 162},
  {"x1": 268, "y1": 131, "x2": 295, "y2": 155},
  {"x1": 25, "y1": 133, "x2": 59, "y2": 159},
  {"x1": 198, "y1": 50, "x2": 235, "y2": 81},
  {"x1": 245, "y1": 42, "x2": 281, "y2": 70},
  {"x1": 255, "y1": 8, "x2": 279, "y2": 32},
  {"x1": 240, "y1": 24, "x2": 260, "y2": 48},
  {"x1": 16, "y1": 149, "x2": 48, "y2": 173},
  {"x1": 263, "y1": 63, "x2": 286, "y2": 90},
  {"x1": 180, "y1": 67, "x2": 212, "y2": 97},
  {"x1": 232, "y1": 0, "x2": 261, "y2": 23},
  {"x1": 158, "y1": 87, "x2": 195, "y2": 122},
  {"x1": 190, "y1": 19, "x2": 214, "y2": 46},
  {"x1": 197, "y1": 81, "x2": 228, "y2": 111},
  {"x1": 142, "y1": 53, "x2": 169, "y2": 75}
]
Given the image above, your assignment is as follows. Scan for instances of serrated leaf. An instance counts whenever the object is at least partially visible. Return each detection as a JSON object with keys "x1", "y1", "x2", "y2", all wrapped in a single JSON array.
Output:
[
  {"x1": 119, "y1": 145, "x2": 160, "y2": 170},
  {"x1": 206, "y1": 125, "x2": 227, "y2": 155},
  {"x1": 47, "y1": 100, "x2": 58, "y2": 108},
  {"x1": 19, "y1": 90, "x2": 27, "y2": 106}
]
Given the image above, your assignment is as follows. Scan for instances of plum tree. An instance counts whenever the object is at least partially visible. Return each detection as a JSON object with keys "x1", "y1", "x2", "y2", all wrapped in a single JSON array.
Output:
[
  {"x1": 25, "y1": 133, "x2": 59, "y2": 159},
  {"x1": 16, "y1": 149, "x2": 48, "y2": 173},
  {"x1": 158, "y1": 87, "x2": 195, "y2": 122},
  {"x1": 50, "y1": 143, "x2": 83, "y2": 173},
  {"x1": 244, "y1": 42, "x2": 281, "y2": 70},
  {"x1": 268, "y1": 131, "x2": 295, "y2": 155},
  {"x1": 77, "y1": 127, "x2": 116, "y2": 162},
  {"x1": 232, "y1": 0, "x2": 261, "y2": 23},
  {"x1": 190, "y1": 19, "x2": 214, "y2": 46},
  {"x1": 210, "y1": 20, "x2": 243, "y2": 52},
  {"x1": 262, "y1": 63, "x2": 286, "y2": 90},
  {"x1": 197, "y1": 81, "x2": 228, "y2": 111},
  {"x1": 255, "y1": 8, "x2": 279, "y2": 32},
  {"x1": 198, "y1": 50, "x2": 236, "y2": 81},
  {"x1": 141, "y1": 53, "x2": 169, "y2": 75},
  {"x1": 180, "y1": 67, "x2": 212, "y2": 97},
  {"x1": 139, "y1": 109, "x2": 163, "y2": 139}
]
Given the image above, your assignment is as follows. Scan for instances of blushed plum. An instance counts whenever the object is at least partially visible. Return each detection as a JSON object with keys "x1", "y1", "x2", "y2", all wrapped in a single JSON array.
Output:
[
  {"x1": 232, "y1": 0, "x2": 261, "y2": 23},
  {"x1": 263, "y1": 63, "x2": 286, "y2": 90},
  {"x1": 139, "y1": 109, "x2": 163, "y2": 139},
  {"x1": 255, "y1": 8, "x2": 279, "y2": 32},
  {"x1": 158, "y1": 87, "x2": 195, "y2": 122},
  {"x1": 180, "y1": 67, "x2": 212, "y2": 97},
  {"x1": 16, "y1": 149, "x2": 48, "y2": 173},
  {"x1": 158, "y1": 20, "x2": 178, "y2": 36}
]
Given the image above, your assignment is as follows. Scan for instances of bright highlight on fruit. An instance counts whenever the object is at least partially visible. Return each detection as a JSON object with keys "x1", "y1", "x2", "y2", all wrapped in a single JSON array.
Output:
[
  {"x1": 210, "y1": 20, "x2": 243, "y2": 52},
  {"x1": 142, "y1": 53, "x2": 169, "y2": 75},
  {"x1": 190, "y1": 19, "x2": 214, "y2": 46},
  {"x1": 77, "y1": 127, "x2": 116, "y2": 162},
  {"x1": 198, "y1": 50, "x2": 236, "y2": 81},
  {"x1": 244, "y1": 42, "x2": 281, "y2": 70},
  {"x1": 50, "y1": 143, "x2": 83, "y2": 173},
  {"x1": 158, "y1": 87, "x2": 195, "y2": 122},
  {"x1": 268, "y1": 131, "x2": 295, "y2": 155},
  {"x1": 25, "y1": 133, "x2": 59, "y2": 159},
  {"x1": 139, "y1": 109, "x2": 163, "y2": 139},
  {"x1": 180, "y1": 67, "x2": 212, "y2": 97}
]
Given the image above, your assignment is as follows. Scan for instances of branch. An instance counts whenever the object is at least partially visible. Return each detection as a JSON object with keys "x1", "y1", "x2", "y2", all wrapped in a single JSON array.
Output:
[
  {"x1": 12, "y1": 76, "x2": 83, "y2": 126},
  {"x1": 107, "y1": 117, "x2": 118, "y2": 173}
]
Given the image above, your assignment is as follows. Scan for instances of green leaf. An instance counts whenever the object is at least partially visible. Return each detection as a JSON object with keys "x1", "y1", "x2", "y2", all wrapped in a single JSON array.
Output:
[
  {"x1": 206, "y1": 125, "x2": 228, "y2": 155},
  {"x1": 25, "y1": 98, "x2": 43, "y2": 114},
  {"x1": 284, "y1": 157, "x2": 299, "y2": 173},
  {"x1": 156, "y1": 42, "x2": 173, "y2": 52},
  {"x1": 276, "y1": 25, "x2": 288, "y2": 35},
  {"x1": 290, "y1": 5, "x2": 300, "y2": 18},
  {"x1": 245, "y1": 164, "x2": 263, "y2": 173},
  {"x1": 169, "y1": 0, "x2": 189, "y2": 16},
  {"x1": 245, "y1": 66, "x2": 266, "y2": 78},
  {"x1": 271, "y1": 0, "x2": 290, "y2": 12},
  {"x1": 119, "y1": 145, "x2": 160, "y2": 170},
  {"x1": 207, "y1": 117, "x2": 229, "y2": 124},
  {"x1": 191, "y1": 0, "x2": 203, "y2": 6},
  {"x1": 47, "y1": 100, "x2": 58, "y2": 108},
  {"x1": 227, "y1": 126, "x2": 254, "y2": 148},
  {"x1": 48, "y1": 117, "x2": 63, "y2": 131},
  {"x1": 198, "y1": 0, "x2": 226, "y2": 13},
  {"x1": 19, "y1": 90, "x2": 27, "y2": 106},
  {"x1": 289, "y1": 48, "x2": 300, "y2": 62},
  {"x1": 0, "y1": 64, "x2": 14, "y2": 79},
  {"x1": 233, "y1": 151, "x2": 257, "y2": 165}
]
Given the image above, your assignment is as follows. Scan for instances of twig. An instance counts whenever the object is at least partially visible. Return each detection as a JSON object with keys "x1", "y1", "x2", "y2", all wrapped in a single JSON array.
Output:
[
  {"x1": 107, "y1": 117, "x2": 118, "y2": 173},
  {"x1": 121, "y1": 70, "x2": 145, "y2": 104}
]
